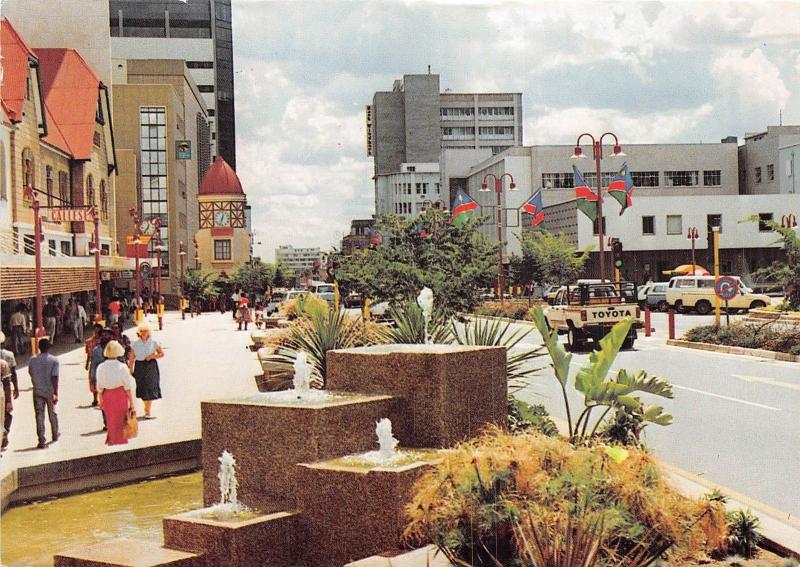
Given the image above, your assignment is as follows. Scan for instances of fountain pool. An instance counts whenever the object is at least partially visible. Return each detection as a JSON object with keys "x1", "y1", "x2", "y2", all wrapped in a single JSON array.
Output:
[{"x1": 1, "y1": 472, "x2": 202, "y2": 567}]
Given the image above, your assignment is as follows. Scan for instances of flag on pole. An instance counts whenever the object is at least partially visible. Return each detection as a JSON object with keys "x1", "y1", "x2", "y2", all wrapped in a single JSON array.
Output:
[
  {"x1": 573, "y1": 165, "x2": 598, "y2": 222},
  {"x1": 521, "y1": 190, "x2": 545, "y2": 227},
  {"x1": 450, "y1": 190, "x2": 478, "y2": 227},
  {"x1": 607, "y1": 162, "x2": 634, "y2": 215}
]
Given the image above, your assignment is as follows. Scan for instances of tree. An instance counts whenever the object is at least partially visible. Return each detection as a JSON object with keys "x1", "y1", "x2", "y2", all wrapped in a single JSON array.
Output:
[
  {"x1": 273, "y1": 263, "x2": 289, "y2": 288},
  {"x1": 742, "y1": 215, "x2": 800, "y2": 309},
  {"x1": 513, "y1": 229, "x2": 591, "y2": 285},
  {"x1": 336, "y1": 210, "x2": 498, "y2": 313},
  {"x1": 230, "y1": 261, "x2": 274, "y2": 295},
  {"x1": 182, "y1": 270, "x2": 220, "y2": 302}
]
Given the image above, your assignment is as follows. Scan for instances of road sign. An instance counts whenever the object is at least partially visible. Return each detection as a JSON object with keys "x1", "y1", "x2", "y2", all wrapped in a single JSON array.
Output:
[{"x1": 714, "y1": 275, "x2": 739, "y2": 301}]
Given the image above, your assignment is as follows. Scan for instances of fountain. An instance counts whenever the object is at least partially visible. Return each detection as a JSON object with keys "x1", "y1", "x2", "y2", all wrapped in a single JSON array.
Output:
[
  {"x1": 417, "y1": 286, "x2": 434, "y2": 344},
  {"x1": 194, "y1": 450, "x2": 254, "y2": 521},
  {"x1": 339, "y1": 418, "x2": 416, "y2": 467},
  {"x1": 255, "y1": 350, "x2": 333, "y2": 404}
]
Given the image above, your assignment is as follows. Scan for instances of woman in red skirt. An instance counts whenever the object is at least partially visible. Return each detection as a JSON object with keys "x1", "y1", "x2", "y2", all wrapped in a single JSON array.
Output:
[{"x1": 96, "y1": 340, "x2": 136, "y2": 445}]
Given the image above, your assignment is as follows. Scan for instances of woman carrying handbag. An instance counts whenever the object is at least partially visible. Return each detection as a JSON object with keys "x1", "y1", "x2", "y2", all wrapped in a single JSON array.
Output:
[{"x1": 96, "y1": 341, "x2": 136, "y2": 446}]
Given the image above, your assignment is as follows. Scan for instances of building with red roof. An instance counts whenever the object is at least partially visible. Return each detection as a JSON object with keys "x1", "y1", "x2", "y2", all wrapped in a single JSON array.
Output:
[{"x1": 0, "y1": 18, "x2": 129, "y2": 325}]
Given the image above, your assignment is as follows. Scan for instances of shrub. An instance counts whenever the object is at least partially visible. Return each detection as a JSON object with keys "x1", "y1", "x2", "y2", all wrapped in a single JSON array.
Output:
[
  {"x1": 405, "y1": 429, "x2": 727, "y2": 566},
  {"x1": 726, "y1": 509, "x2": 762, "y2": 558},
  {"x1": 507, "y1": 396, "x2": 558, "y2": 436},
  {"x1": 474, "y1": 301, "x2": 530, "y2": 320},
  {"x1": 684, "y1": 322, "x2": 800, "y2": 354}
]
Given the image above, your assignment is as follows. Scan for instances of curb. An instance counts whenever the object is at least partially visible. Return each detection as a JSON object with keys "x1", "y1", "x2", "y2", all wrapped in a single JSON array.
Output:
[
  {"x1": 460, "y1": 313, "x2": 537, "y2": 327},
  {"x1": 666, "y1": 339, "x2": 800, "y2": 363},
  {"x1": 1, "y1": 439, "x2": 201, "y2": 513}
]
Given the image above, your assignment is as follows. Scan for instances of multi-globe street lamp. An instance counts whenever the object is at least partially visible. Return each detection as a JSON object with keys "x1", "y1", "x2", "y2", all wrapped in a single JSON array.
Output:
[
  {"x1": 687, "y1": 226, "x2": 700, "y2": 276},
  {"x1": 571, "y1": 132, "x2": 625, "y2": 281},
  {"x1": 480, "y1": 173, "x2": 516, "y2": 307}
]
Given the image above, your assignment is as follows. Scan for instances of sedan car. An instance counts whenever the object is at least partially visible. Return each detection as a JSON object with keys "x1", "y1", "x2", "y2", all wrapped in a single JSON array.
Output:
[{"x1": 645, "y1": 283, "x2": 669, "y2": 312}]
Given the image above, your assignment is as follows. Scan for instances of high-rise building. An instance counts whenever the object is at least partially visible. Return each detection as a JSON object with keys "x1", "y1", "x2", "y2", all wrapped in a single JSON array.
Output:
[
  {"x1": 367, "y1": 73, "x2": 523, "y2": 216},
  {"x1": 109, "y1": 0, "x2": 236, "y2": 168},
  {"x1": 275, "y1": 245, "x2": 322, "y2": 277}
]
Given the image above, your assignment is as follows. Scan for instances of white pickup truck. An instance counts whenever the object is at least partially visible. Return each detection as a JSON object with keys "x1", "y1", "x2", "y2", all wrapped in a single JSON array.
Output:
[{"x1": 544, "y1": 282, "x2": 641, "y2": 351}]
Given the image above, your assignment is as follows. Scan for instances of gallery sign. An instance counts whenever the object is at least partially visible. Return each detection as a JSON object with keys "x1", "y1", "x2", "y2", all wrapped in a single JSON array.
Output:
[
  {"x1": 176, "y1": 140, "x2": 192, "y2": 160},
  {"x1": 47, "y1": 206, "x2": 96, "y2": 223}
]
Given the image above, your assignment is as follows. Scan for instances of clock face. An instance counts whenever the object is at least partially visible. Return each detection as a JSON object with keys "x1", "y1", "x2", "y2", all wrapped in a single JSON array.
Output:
[{"x1": 214, "y1": 211, "x2": 230, "y2": 227}]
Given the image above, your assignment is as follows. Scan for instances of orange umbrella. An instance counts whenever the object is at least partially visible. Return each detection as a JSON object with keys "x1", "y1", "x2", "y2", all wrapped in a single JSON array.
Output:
[{"x1": 662, "y1": 264, "x2": 710, "y2": 276}]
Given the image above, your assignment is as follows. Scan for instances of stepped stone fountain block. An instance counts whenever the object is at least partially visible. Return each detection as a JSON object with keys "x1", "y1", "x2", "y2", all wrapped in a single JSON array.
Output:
[
  {"x1": 163, "y1": 510, "x2": 298, "y2": 567},
  {"x1": 54, "y1": 538, "x2": 204, "y2": 567},
  {"x1": 293, "y1": 453, "x2": 440, "y2": 567},
  {"x1": 327, "y1": 344, "x2": 507, "y2": 447},
  {"x1": 201, "y1": 393, "x2": 407, "y2": 510},
  {"x1": 345, "y1": 545, "x2": 453, "y2": 566}
]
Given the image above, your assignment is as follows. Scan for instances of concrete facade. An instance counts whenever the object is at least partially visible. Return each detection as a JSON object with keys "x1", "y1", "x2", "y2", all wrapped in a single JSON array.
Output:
[
  {"x1": 112, "y1": 60, "x2": 210, "y2": 296},
  {"x1": 368, "y1": 73, "x2": 522, "y2": 215},
  {"x1": 376, "y1": 162, "x2": 442, "y2": 219},
  {"x1": 275, "y1": 245, "x2": 322, "y2": 276},
  {"x1": 738, "y1": 126, "x2": 800, "y2": 195},
  {"x1": 778, "y1": 142, "x2": 800, "y2": 195}
]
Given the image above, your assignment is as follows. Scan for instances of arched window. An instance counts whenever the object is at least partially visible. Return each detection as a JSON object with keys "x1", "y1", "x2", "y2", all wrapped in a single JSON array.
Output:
[
  {"x1": 58, "y1": 171, "x2": 68, "y2": 204},
  {"x1": 86, "y1": 175, "x2": 95, "y2": 206},
  {"x1": 45, "y1": 166, "x2": 54, "y2": 207},
  {"x1": 22, "y1": 148, "x2": 34, "y2": 188},
  {"x1": 100, "y1": 180, "x2": 108, "y2": 218}
]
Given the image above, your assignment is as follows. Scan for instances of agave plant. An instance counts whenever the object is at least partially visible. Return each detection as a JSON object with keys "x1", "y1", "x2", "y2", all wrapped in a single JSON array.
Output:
[
  {"x1": 530, "y1": 306, "x2": 673, "y2": 444},
  {"x1": 263, "y1": 303, "x2": 381, "y2": 387},
  {"x1": 380, "y1": 300, "x2": 452, "y2": 344},
  {"x1": 449, "y1": 317, "x2": 544, "y2": 391}
]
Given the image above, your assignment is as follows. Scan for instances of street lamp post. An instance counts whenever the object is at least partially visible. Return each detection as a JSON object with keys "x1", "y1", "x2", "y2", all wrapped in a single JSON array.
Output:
[
  {"x1": 89, "y1": 209, "x2": 103, "y2": 323},
  {"x1": 572, "y1": 132, "x2": 625, "y2": 281},
  {"x1": 480, "y1": 173, "x2": 517, "y2": 307},
  {"x1": 128, "y1": 209, "x2": 142, "y2": 315},
  {"x1": 179, "y1": 241, "x2": 187, "y2": 320},
  {"x1": 420, "y1": 199, "x2": 449, "y2": 235},
  {"x1": 193, "y1": 236, "x2": 200, "y2": 270},
  {"x1": 687, "y1": 227, "x2": 699, "y2": 275},
  {"x1": 23, "y1": 186, "x2": 46, "y2": 344}
]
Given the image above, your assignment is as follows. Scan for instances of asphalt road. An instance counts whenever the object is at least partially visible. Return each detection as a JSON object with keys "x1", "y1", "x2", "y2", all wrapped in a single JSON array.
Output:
[{"x1": 504, "y1": 316, "x2": 800, "y2": 521}]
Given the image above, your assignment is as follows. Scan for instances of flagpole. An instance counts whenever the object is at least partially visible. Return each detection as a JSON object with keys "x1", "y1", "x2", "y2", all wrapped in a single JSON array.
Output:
[{"x1": 480, "y1": 173, "x2": 517, "y2": 307}]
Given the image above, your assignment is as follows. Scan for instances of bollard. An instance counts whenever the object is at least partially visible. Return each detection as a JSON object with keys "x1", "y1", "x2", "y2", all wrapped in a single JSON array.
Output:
[
  {"x1": 158, "y1": 316, "x2": 163, "y2": 330},
  {"x1": 667, "y1": 308, "x2": 675, "y2": 340},
  {"x1": 644, "y1": 306, "x2": 651, "y2": 337}
]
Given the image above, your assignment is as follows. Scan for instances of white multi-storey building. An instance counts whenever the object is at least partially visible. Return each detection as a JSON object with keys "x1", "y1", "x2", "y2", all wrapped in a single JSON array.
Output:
[{"x1": 275, "y1": 245, "x2": 322, "y2": 276}]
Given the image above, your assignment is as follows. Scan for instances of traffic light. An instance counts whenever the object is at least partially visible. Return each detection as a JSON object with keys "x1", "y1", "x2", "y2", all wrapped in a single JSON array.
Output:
[{"x1": 612, "y1": 240, "x2": 623, "y2": 269}]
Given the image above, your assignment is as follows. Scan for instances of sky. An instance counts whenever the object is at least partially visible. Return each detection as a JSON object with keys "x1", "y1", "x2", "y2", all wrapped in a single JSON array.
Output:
[{"x1": 231, "y1": 0, "x2": 800, "y2": 263}]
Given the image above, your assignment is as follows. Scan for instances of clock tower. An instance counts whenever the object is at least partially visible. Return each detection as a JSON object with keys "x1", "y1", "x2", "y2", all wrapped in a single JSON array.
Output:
[{"x1": 195, "y1": 157, "x2": 250, "y2": 273}]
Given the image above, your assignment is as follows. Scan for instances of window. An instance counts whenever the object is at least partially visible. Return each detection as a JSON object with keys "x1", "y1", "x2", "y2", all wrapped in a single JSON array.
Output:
[
  {"x1": 214, "y1": 239, "x2": 231, "y2": 260},
  {"x1": 48, "y1": 239, "x2": 57, "y2": 257},
  {"x1": 767, "y1": 164, "x2": 774, "y2": 181},
  {"x1": 441, "y1": 126, "x2": 474, "y2": 138},
  {"x1": 755, "y1": 167, "x2": 762, "y2": 183},
  {"x1": 198, "y1": 85, "x2": 215, "y2": 93},
  {"x1": 140, "y1": 107, "x2": 170, "y2": 271},
  {"x1": 666, "y1": 215, "x2": 682, "y2": 235},
  {"x1": 86, "y1": 175, "x2": 95, "y2": 205},
  {"x1": 26, "y1": 76, "x2": 33, "y2": 100},
  {"x1": 440, "y1": 107, "x2": 474, "y2": 120},
  {"x1": 45, "y1": 166, "x2": 54, "y2": 207},
  {"x1": 642, "y1": 216, "x2": 655, "y2": 235},
  {"x1": 478, "y1": 126, "x2": 513, "y2": 138},
  {"x1": 406, "y1": 166, "x2": 416, "y2": 172},
  {"x1": 93, "y1": 131, "x2": 103, "y2": 147},
  {"x1": 542, "y1": 172, "x2": 574, "y2": 189},
  {"x1": 758, "y1": 213, "x2": 773, "y2": 232},
  {"x1": 22, "y1": 148, "x2": 34, "y2": 188},
  {"x1": 631, "y1": 171, "x2": 659, "y2": 187},
  {"x1": 583, "y1": 171, "x2": 617, "y2": 187},
  {"x1": 207, "y1": 109, "x2": 216, "y2": 117},
  {"x1": 187, "y1": 61, "x2": 214, "y2": 69},
  {"x1": 60, "y1": 241, "x2": 71, "y2": 256},
  {"x1": 23, "y1": 234, "x2": 35, "y2": 255},
  {"x1": 592, "y1": 216, "x2": 607, "y2": 236},
  {"x1": 664, "y1": 171, "x2": 698, "y2": 187},
  {"x1": 478, "y1": 106, "x2": 514, "y2": 119},
  {"x1": 58, "y1": 171, "x2": 68, "y2": 204},
  {"x1": 703, "y1": 170, "x2": 721, "y2": 186},
  {"x1": 100, "y1": 180, "x2": 108, "y2": 218}
]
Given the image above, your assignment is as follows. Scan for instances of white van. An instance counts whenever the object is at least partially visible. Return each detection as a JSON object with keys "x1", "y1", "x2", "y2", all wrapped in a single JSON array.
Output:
[{"x1": 665, "y1": 275, "x2": 770, "y2": 314}]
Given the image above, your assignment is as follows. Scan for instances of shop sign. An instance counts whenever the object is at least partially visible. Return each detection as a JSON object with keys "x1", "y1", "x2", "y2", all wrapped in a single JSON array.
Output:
[{"x1": 47, "y1": 206, "x2": 96, "y2": 223}]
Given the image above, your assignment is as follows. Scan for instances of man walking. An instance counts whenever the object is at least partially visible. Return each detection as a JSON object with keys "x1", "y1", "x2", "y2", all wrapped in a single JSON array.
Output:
[
  {"x1": 43, "y1": 299, "x2": 57, "y2": 342},
  {"x1": 28, "y1": 338, "x2": 60, "y2": 449},
  {"x1": 74, "y1": 300, "x2": 88, "y2": 343},
  {"x1": 0, "y1": 332, "x2": 20, "y2": 450}
]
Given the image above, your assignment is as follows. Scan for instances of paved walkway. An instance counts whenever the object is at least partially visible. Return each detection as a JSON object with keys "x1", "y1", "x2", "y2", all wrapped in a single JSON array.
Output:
[{"x1": 0, "y1": 311, "x2": 261, "y2": 473}]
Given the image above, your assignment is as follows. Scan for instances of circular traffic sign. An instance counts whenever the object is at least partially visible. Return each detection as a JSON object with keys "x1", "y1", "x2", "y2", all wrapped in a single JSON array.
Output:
[
  {"x1": 139, "y1": 262, "x2": 152, "y2": 279},
  {"x1": 714, "y1": 275, "x2": 739, "y2": 301}
]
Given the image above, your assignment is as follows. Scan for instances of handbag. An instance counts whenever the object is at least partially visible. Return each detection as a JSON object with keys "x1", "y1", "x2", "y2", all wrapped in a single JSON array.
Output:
[{"x1": 123, "y1": 409, "x2": 138, "y2": 439}]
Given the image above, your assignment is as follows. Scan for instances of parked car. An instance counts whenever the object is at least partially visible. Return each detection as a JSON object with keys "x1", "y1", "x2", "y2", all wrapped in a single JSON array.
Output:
[
  {"x1": 665, "y1": 275, "x2": 770, "y2": 314},
  {"x1": 637, "y1": 284, "x2": 653, "y2": 308},
  {"x1": 310, "y1": 282, "x2": 335, "y2": 303},
  {"x1": 343, "y1": 292, "x2": 364, "y2": 308},
  {"x1": 266, "y1": 292, "x2": 286, "y2": 315},
  {"x1": 544, "y1": 285, "x2": 561, "y2": 304},
  {"x1": 645, "y1": 283, "x2": 669, "y2": 312}
]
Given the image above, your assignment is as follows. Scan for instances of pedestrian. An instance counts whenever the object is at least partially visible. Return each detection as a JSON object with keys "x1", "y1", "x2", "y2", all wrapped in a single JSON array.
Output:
[
  {"x1": 9, "y1": 303, "x2": 29, "y2": 355},
  {"x1": 28, "y1": 338, "x2": 60, "y2": 449},
  {"x1": 88, "y1": 327, "x2": 113, "y2": 407},
  {"x1": 132, "y1": 322, "x2": 164, "y2": 418},
  {"x1": 236, "y1": 298, "x2": 252, "y2": 331},
  {"x1": 0, "y1": 332, "x2": 19, "y2": 451},
  {"x1": 254, "y1": 303, "x2": 265, "y2": 329},
  {"x1": 108, "y1": 296, "x2": 122, "y2": 325},
  {"x1": 55, "y1": 301, "x2": 64, "y2": 341},
  {"x1": 43, "y1": 298, "x2": 58, "y2": 342},
  {"x1": 111, "y1": 323, "x2": 135, "y2": 372},
  {"x1": 231, "y1": 289, "x2": 241, "y2": 319},
  {"x1": 96, "y1": 341, "x2": 136, "y2": 446},
  {"x1": 74, "y1": 300, "x2": 88, "y2": 342}
]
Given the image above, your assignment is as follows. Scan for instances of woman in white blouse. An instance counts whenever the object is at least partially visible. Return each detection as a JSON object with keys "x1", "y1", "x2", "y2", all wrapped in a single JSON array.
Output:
[
  {"x1": 132, "y1": 322, "x2": 164, "y2": 418},
  {"x1": 96, "y1": 340, "x2": 136, "y2": 446}
]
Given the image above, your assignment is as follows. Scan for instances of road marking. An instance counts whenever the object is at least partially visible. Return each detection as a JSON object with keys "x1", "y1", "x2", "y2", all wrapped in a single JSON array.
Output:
[
  {"x1": 732, "y1": 374, "x2": 800, "y2": 392},
  {"x1": 672, "y1": 384, "x2": 782, "y2": 411}
]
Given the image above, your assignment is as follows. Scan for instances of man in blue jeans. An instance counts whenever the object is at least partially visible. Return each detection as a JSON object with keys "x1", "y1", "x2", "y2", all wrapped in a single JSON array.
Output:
[{"x1": 28, "y1": 338, "x2": 60, "y2": 449}]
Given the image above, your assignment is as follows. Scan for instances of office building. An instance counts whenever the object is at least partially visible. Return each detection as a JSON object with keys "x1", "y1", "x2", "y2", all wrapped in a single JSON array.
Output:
[
  {"x1": 109, "y1": 0, "x2": 236, "y2": 167},
  {"x1": 275, "y1": 245, "x2": 322, "y2": 276},
  {"x1": 340, "y1": 219, "x2": 375, "y2": 256},
  {"x1": 112, "y1": 59, "x2": 211, "y2": 296},
  {"x1": 367, "y1": 73, "x2": 522, "y2": 215},
  {"x1": 738, "y1": 125, "x2": 800, "y2": 195}
]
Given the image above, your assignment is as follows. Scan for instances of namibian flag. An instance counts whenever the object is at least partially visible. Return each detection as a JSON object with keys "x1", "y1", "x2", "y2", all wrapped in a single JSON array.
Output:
[
  {"x1": 521, "y1": 190, "x2": 545, "y2": 228},
  {"x1": 369, "y1": 228, "x2": 382, "y2": 246},
  {"x1": 607, "y1": 162, "x2": 634, "y2": 215},
  {"x1": 450, "y1": 190, "x2": 478, "y2": 227},
  {"x1": 573, "y1": 165, "x2": 598, "y2": 222}
]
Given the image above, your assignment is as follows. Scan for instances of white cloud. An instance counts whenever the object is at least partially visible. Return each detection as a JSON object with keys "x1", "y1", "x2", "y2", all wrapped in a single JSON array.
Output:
[{"x1": 712, "y1": 48, "x2": 790, "y2": 109}]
